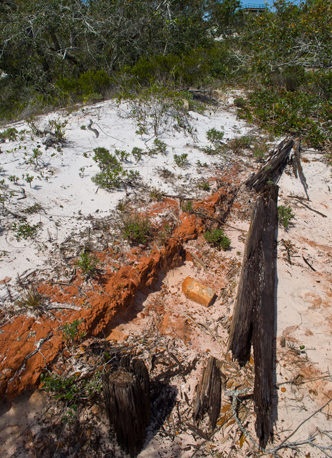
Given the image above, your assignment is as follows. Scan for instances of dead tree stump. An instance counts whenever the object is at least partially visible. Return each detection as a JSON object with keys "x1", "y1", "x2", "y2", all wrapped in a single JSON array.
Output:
[
  {"x1": 193, "y1": 357, "x2": 221, "y2": 429},
  {"x1": 103, "y1": 359, "x2": 150, "y2": 457}
]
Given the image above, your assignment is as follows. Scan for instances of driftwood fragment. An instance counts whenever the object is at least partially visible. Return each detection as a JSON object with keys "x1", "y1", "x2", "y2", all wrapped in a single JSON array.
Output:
[
  {"x1": 245, "y1": 138, "x2": 294, "y2": 192},
  {"x1": 252, "y1": 184, "x2": 278, "y2": 448},
  {"x1": 193, "y1": 356, "x2": 221, "y2": 429},
  {"x1": 228, "y1": 184, "x2": 278, "y2": 448},
  {"x1": 103, "y1": 359, "x2": 150, "y2": 457}
]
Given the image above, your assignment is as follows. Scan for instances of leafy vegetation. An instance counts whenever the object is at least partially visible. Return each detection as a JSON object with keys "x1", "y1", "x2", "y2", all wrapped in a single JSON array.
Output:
[
  {"x1": 92, "y1": 147, "x2": 139, "y2": 190},
  {"x1": 278, "y1": 205, "x2": 295, "y2": 228},
  {"x1": 11, "y1": 221, "x2": 41, "y2": 241},
  {"x1": 204, "y1": 229, "x2": 231, "y2": 250},
  {"x1": 0, "y1": 0, "x2": 330, "y2": 149},
  {"x1": 15, "y1": 288, "x2": 44, "y2": 311},
  {"x1": 121, "y1": 213, "x2": 151, "y2": 245},
  {"x1": 62, "y1": 319, "x2": 86, "y2": 343},
  {"x1": 76, "y1": 249, "x2": 99, "y2": 279},
  {"x1": 174, "y1": 153, "x2": 189, "y2": 168}
]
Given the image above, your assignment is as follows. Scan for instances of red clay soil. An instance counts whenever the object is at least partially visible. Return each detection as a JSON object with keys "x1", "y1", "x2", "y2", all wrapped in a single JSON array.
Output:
[{"x1": 0, "y1": 180, "x2": 238, "y2": 399}]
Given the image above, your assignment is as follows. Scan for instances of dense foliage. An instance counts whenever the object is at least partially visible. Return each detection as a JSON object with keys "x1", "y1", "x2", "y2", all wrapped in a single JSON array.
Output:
[{"x1": 0, "y1": 0, "x2": 331, "y2": 148}]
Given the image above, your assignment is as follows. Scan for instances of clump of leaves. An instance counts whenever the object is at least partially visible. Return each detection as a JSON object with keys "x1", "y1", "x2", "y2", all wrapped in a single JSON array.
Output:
[
  {"x1": 206, "y1": 127, "x2": 224, "y2": 144},
  {"x1": 149, "y1": 187, "x2": 164, "y2": 201},
  {"x1": 92, "y1": 147, "x2": 139, "y2": 190},
  {"x1": 228, "y1": 135, "x2": 252, "y2": 154},
  {"x1": 62, "y1": 319, "x2": 86, "y2": 343},
  {"x1": 278, "y1": 205, "x2": 295, "y2": 228},
  {"x1": 0, "y1": 127, "x2": 18, "y2": 141},
  {"x1": 174, "y1": 153, "x2": 189, "y2": 168},
  {"x1": 234, "y1": 97, "x2": 246, "y2": 108},
  {"x1": 204, "y1": 229, "x2": 231, "y2": 250},
  {"x1": 48, "y1": 118, "x2": 67, "y2": 141},
  {"x1": 11, "y1": 221, "x2": 41, "y2": 240},
  {"x1": 121, "y1": 213, "x2": 151, "y2": 244},
  {"x1": 181, "y1": 200, "x2": 193, "y2": 213},
  {"x1": 253, "y1": 140, "x2": 269, "y2": 159},
  {"x1": 148, "y1": 138, "x2": 167, "y2": 156},
  {"x1": 15, "y1": 287, "x2": 44, "y2": 311},
  {"x1": 76, "y1": 249, "x2": 99, "y2": 278},
  {"x1": 198, "y1": 182, "x2": 210, "y2": 191}
]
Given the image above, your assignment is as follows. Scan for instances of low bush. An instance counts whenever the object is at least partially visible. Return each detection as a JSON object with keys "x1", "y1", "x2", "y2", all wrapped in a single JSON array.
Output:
[
  {"x1": 204, "y1": 229, "x2": 231, "y2": 250},
  {"x1": 121, "y1": 213, "x2": 151, "y2": 244},
  {"x1": 278, "y1": 205, "x2": 295, "y2": 228}
]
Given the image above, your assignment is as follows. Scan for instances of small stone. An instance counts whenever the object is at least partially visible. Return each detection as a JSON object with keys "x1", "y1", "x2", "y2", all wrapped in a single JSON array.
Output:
[{"x1": 182, "y1": 276, "x2": 216, "y2": 307}]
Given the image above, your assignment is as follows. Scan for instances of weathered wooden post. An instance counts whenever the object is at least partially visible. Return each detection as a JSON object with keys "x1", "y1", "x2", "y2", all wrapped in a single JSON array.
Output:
[
  {"x1": 193, "y1": 356, "x2": 221, "y2": 429},
  {"x1": 103, "y1": 359, "x2": 150, "y2": 457}
]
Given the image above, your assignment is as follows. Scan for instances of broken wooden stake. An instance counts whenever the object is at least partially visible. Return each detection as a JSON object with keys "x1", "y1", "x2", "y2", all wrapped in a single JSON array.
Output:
[
  {"x1": 193, "y1": 356, "x2": 221, "y2": 429},
  {"x1": 228, "y1": 184, "x2": 278, "y2": 448},
  {"x1": 103, "y1": 359, "x2": 150, "y2": 457}
]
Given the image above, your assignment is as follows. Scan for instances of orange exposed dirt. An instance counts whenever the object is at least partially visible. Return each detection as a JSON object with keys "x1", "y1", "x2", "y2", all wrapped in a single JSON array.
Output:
[{"x1": 0, "y1": 182, "x2": 238, "y2": 399}]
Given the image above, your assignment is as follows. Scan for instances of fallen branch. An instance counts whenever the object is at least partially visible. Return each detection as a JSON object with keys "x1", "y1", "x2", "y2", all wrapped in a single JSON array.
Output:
[{"x1": 302, "y1": 255, "x2": 317, "y2": 272}]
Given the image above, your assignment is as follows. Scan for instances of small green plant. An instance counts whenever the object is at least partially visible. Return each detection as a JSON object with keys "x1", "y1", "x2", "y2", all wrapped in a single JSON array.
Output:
[
  {"x1": 199, "y1": 182, "x2": 210, "y2": 191},
  {"x1": 149, "y1": 187, "x2": 164, "y2": 201},
  {"x1": 196, "y1": 160, "x2": 208, "y2": 167},
  {"x1": 76, "y1": 249, "x2": 99, "y2": 278},
  {"x1": 121, "y1": 213, "x2": 151, "y2": 244},
  {"x1": 48, "y1": 118, "x2": 67, "y2": 141},
  {"x1": 80, "y1": 125, "x2": 86, "y2": 130},
  {"x1": 62, "y1": 319, "x2": 86, "y2": 343},
  {"x1": 22, "y1": 173, "x2": 34, "y2": 187},
  {"x1": 253, "y1": 141, "x2": 269, "y2": 159},
  {"x1": 15, "y1": 287, "x2": 44, "y2": 311},
  {"x1": 0, "y1": 127, "x2": 18, "y2": 141},
  {"x1": 149, "y1": 139, "x2": 167, "y2": 156},
  {"x1": 181, "y1": 200, "x2": 193, "y2": 213},
  {"x1": 204, "y1": 229, "x2": 231, "y2": 250},
  {"x1": 8, "y1": 175, "x2": 19, "y2": 183},
  {"x1": 228, "y1": 136, "x2": 252, "y2": 154},
  {"x1": 234, "y1": 97, "x2": 246, "y2": 108},
  {"x1": 23, "y1": 203, "x2": 43, "y2": 214},
  {"x1": 278, "y1": 205, "x2": 295, "y2": 228},
  {"x1": 174, "y1": 153, "x2": 189, "y2": 168},
  {"x1": 116, "y1": 200, "x2": 127, "y2": 212},
  {"x1": 92, "y1": 147, "x2": 139, "y2": 189},
  {"x1": 206, "y1": 127, "x2": 224, "y2": 144},
  {"x1": 131, "y1": 147, "x2": 144, "y2": 162},
  {"x1": 11, "y1": 221, "x2": 41, "y2": 240}
]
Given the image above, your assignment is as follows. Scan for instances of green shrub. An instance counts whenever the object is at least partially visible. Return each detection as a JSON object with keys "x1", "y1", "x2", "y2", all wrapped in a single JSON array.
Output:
[
  {"x1": 11, "y1": 221, "x2": 41, "y2": 241},
  {"x1": 76, "y1": 249, "x2": 99, "y2": 279},
  {"x1": 228, "y1": 136, "x2": 252, "y2": 154},
  {"x1": 62, "y1": 319, "x2": 86, "y2": 343},
  {"x1": 181, "y1": 200, "x2": 193, "y2": 213},
  {"x1": 234, "y1": 97, "x2": 246, "y2": 108},
  {"x1": 277, "y1": 206, "x2": 295, "y2": 228},
  {"x1": 174, "y1": 153, "x2": 189, "y2": 168},
  {"x1": 204, "y1": 229, "x2": 231, "y2": 250},
  {"x1": 206, "y1": 127, "x2": 224, "y2": 144},
  {"x1": 199, "y1": 182, "x2": 210, "y2": 191},
  {"x1": 0, "y1": 127, "x2": 18, "y2": 141},
  {"x1": 121, "y1": 214, "x2": 151, "y2": 244},
  {"x1": 92, "y1": 147, "x2": 139, "y2": 190}
]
